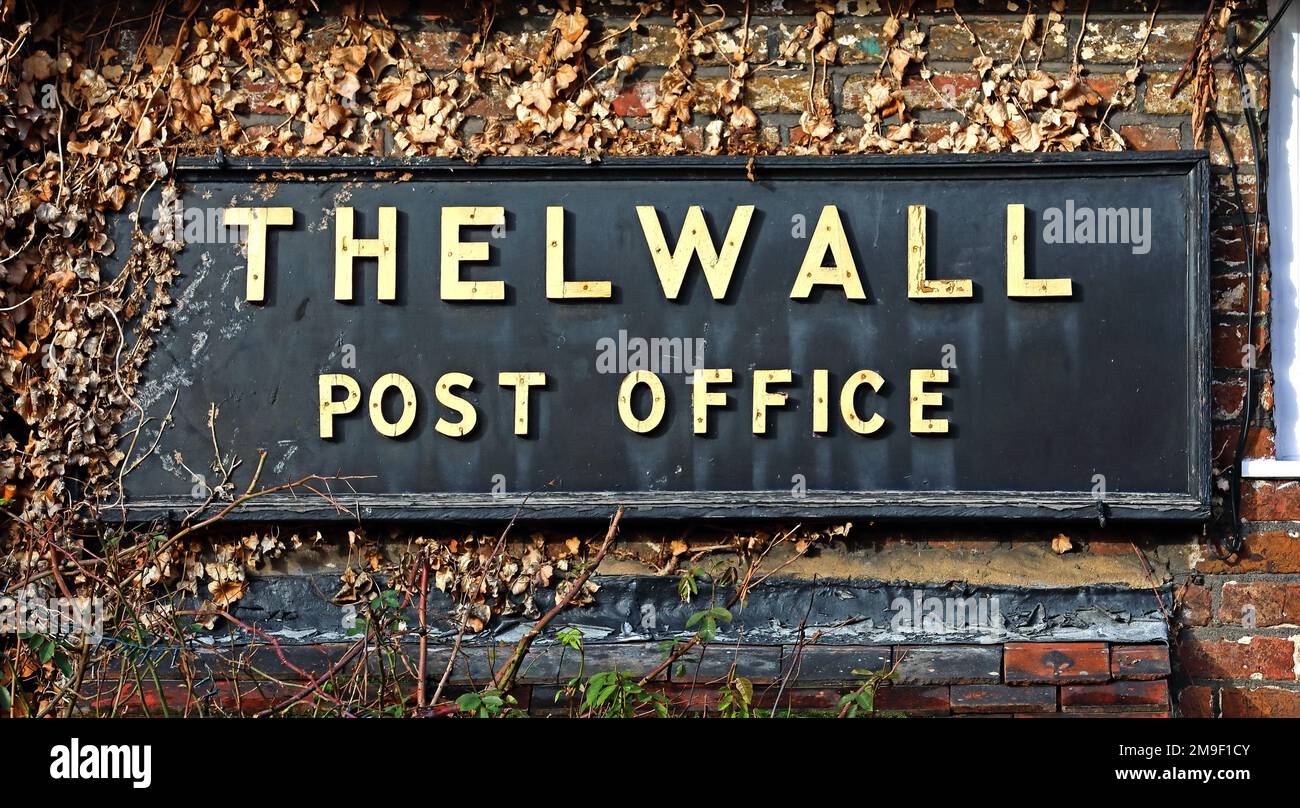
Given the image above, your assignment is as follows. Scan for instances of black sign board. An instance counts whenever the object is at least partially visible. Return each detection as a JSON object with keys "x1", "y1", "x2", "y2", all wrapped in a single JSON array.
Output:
[{"x1": 112, "y1": 152, "x2": 1209, "y2": 522}]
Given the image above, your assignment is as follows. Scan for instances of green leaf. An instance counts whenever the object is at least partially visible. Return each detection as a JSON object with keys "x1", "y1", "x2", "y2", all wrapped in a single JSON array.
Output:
[
  {"x1": 456, "y1": 693, "x2": 483, "y2": 713},
  {"x1": 735, "y1": 676, "x2": 753, "y2": 706},
  {"x1": 698, "y1": 617, "x2": 717, "y2": 643}
]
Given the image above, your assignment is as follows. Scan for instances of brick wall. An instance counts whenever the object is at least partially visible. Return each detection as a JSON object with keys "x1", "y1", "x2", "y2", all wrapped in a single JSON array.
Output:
[
  {"x1": 81, "y1": 0, "x2": 1295, "y2": 716},
  {"x1": 79, "y1": 640, "x2": 1173, "y2": 717}
]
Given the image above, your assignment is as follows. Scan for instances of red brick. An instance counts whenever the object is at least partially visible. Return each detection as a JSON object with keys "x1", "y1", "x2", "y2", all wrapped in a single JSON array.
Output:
[
  {"x1": 1004, "y1": 642, "x2": 1110, "y2": 684},
  {"x1": 240, "y1": 79, "x2": 283, "y2": 115},
  {"x1": 1177, "y1": 635, "x2": 1297, "y2": 681},
  {"x1": 610, "y1": 82, "x2": 658, "y2": 118},
  {"x1": 406, "y1": 30, "x2": 473, "y2": 72},
  {"x1": 1212, "y1": 376, "x2": 1247, "y2": 419},
  {"x1": 1085, "y1": 74, "x2": 1123, "y2": 103},
  {"x1": 1208, "y1": 123, "x2": 1257, "y2": 168},
  {"x1": 756, "y1": 687, "x2": 842, "y2": 712},
  {"x1": 1061, "y1": 680, "x2": 1169, "y2": 712},
  {"x1": 1178, "y1": 685, "x2": 1214, "y2": 718},
  {"x1": 1217, "y1": 581, "x2": 1300, "y2": 628},
  {"x1": 952, "y1": 684, "x2": 1056, "y2": 714},
  {"x1": 916, "y1": 122, "x2": 953, "y2": 145},
  {"x1": 1197, "y1": 529, "x2": 1300, "y2": 572},
  {"x1": 1213, "y1": 173, "x2": 1258, "y2": 216},
  {"x1": 1177, "y1": 583, "x2": 1213, "y2": 627},
  {"x1": 901, "y1": 72, "x2": 979, "y2": 112},
  {"x1": 1211, "y1": 320, "x2": 1266, "y2": 370},
  {"x1": 1111, "y1": 644, "x2": 1172, "y2": 680},
  {"x1": 1216, "y1": 376, "x2": 1248, "y2": 420},
  {"x1": 1212, "y1": 425, "x2": 1276, "y2": 466},
  {"x1": 1118, "y1": 125, "x2": 1180, "y2": 151},
  {"x1": 1212, "y1": 223, "x2": 1251, "y2": 266},
  {"x1": 1219, "y1": 685, "x2": 1300, "y2": 717},
  {"x1": 875, "y1": 685, "x2": 951, "y2": 716},
  {"x1": 78, "y1": 679, "x2": 295, "y2": 716},
  {"x1": 1240, "y1": 485, "x2": 1300, "y2": 523},
  {"x1": 653, "y1": 684, "x2": 723, "y2": 712},
  {"x1": 1212, "y1": 273, "x2": 1268, "y2": 316}
]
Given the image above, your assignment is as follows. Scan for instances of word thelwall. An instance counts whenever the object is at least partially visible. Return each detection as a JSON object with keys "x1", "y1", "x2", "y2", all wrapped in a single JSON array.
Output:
[{"x1": 223, "y1": 202, "x2": 1073, "y2": 302}]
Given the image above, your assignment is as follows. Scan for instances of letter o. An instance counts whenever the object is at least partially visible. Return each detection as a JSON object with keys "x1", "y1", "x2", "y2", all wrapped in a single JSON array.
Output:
[
  {"x1": 369, "y1": 373, "x2": 417, "y2": 437},
  {"x1": 618, "y1": 371, "x2": 666, "y2": 433}
]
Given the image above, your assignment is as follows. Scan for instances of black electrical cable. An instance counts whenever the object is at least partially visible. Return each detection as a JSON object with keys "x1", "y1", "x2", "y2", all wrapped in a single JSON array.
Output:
[
  {"x1": 1239, "y1": 0, "x2": 1292, "y2": 58},
  {"x1": 1212, "y1": 11, "x2": 1274, "y2": 557},
  {"x1": 1211, "y1": 110, "x2": 1254, "y2": 558}
]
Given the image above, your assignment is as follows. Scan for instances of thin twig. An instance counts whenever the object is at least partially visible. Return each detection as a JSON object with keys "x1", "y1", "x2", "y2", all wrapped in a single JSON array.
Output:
[{"x1": 494, "y1": 506, "x2": 625, "y2": 694}]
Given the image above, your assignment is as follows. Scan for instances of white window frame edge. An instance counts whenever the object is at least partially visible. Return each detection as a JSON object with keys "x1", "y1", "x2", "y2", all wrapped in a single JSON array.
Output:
[{"x1": 1242, "y1": 0, "x2": 1300, "y2": 477}]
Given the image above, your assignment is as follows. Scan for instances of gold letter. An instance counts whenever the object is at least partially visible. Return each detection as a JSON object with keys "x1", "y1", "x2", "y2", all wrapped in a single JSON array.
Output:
[
  {"x1": 442, "y1": 207, "x2": 506, "y2": 300},
  {"x1": 434, "y1": 372, "x2": 478, "y2": 438},
  {"x1": 1007, "y1": 203, "x2": 1072, "y2": 297},
  {"x1": 369, "y1": 373, "x2": 417, "y2": 437},
  {"x1": 637, "y1": 205, "x2": 754, "y2": 299},
  {"x1": 910, "y1": 369, "x2": 950, "y2": 434},
  {"x1": 753, "y1": 369, "x2": 792, "y2": 434},
  {"x1": 841, "y1": 370, "x2": 885, "y2": 435},
  {"x1": 498, "y1": 372, "x2": 546, "y2": 436},
  {"x1": 907, "y1": 205, "x2": 972, "y2": 299},
  {"x1": 790, "y1": 206, "x2": 866, "y2": 299},
  {"x1": 319, "y1": 373, "x2": 361, "y2": 438},
  {"x1": 547, "y1": 206, "x2": 611, "y2": 299},
  {"x1": 618, "y1": 371, "x2": 666, "y2": 433},
  {"x1": 692, "y1": 368, "x2": 732, "y2": 435},
  {"x1": 812, "y1": 369, "x2": 830, "y2": 433},
  {"x1": 335, "y1": 207, "x2": 398, "y2": 301},
  {"x1": 223, "y1": 207, "x2": 293, "y2": 302}
]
